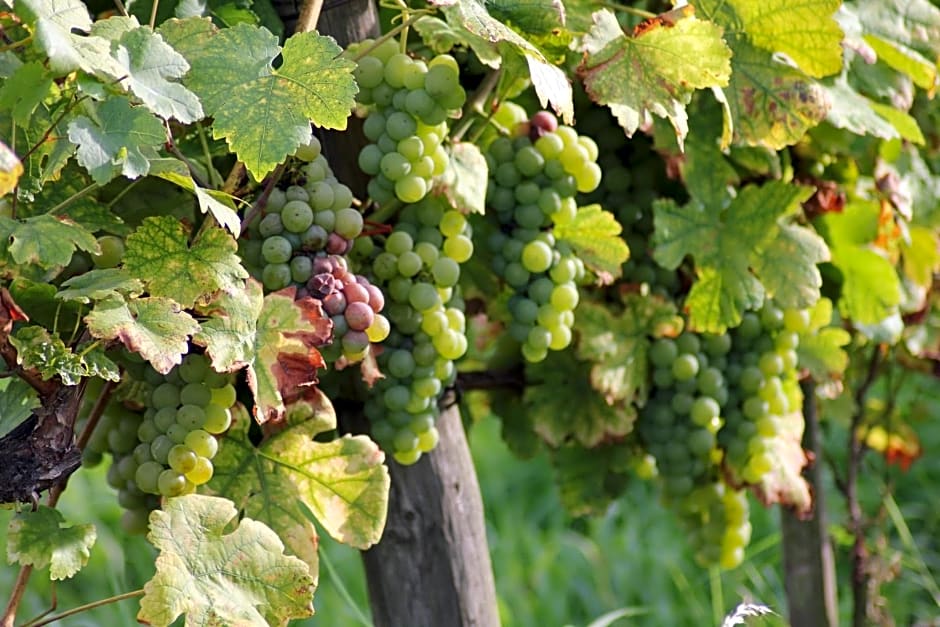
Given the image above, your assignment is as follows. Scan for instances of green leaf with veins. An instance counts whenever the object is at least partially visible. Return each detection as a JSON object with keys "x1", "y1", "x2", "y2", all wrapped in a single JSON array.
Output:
[
  {"x1": 16, "y1": 0, "x2": 125, "y2": 77},
  {"x1": 0, "y1": 378, "x2": 40, "y2": 439},
  {"x1": 433, "y1": 0, "x2": 573, "y2": 122},
  {"x1": 85, "y1": 295, "x2": 200, "y2": 374},
  {"x1": 1, "y1": 99, "x2": 76, "y2": 195},
  {"x1": 1, "y1": 214, "x2": 99, "y2": 269},
  {"x1": 208, "y1": 398, "x2": 388, "y2": 572},
  {"x1": 158, "y1": 19, "x2": 356, "y2": 179},
  {"x1": 524, "y1": 349, "x2": 636, "y2": 448},
  {"x1": 193, "y1": 280, "x2": 262, "y2": 373},
  {"x1": 67, "y1": 96, "x2": 166, "y2": 185},
  {"x1": 579, "y1": 9, "x2": 731, "y2": 146},
  {"x1": 10, "y1": 325, "x2": 87, "y2": 385},
  {"x1": 138, "y1": 494, "x2": 316, "y2": 627},
  {"x1": 553, "y1": 204, "x2": 630, "y2": 282},
  {"x1": 123, "y1": 216, "x2": 248, "y2": 309},
  {"x1": 653, "y1": 182, "x2": 817, "y2": 332},
  {"x1": 824, "y1": 75, "x2": 903, "y2": 140},
  {"x1": 58, "y1": 268, "x2": 145, "y2": 303},
  {"x1": 101, "y1": 19, "x2": 204, "y2": 123},
  {"x1": 0, "y1": 61, "x2": 54, "y2": 126},
  {"x1": 751, "y1": 223, "x2": 830, "y2": 309},
  {"x1": 575, "y1": 296, "x2": 682, "y2": 409},
  {"x1": 153, "y1": 168, "x2": 242, "y2": 235},
  {"x1": 694, "y1": 0, "x2": 842, "y2": 148},
  {"x1": 7, "y1": 506, "x2": 96, "y2": 580},
  {"x1": 855, "y1": 0, "x2": 940, "y2": 93}
]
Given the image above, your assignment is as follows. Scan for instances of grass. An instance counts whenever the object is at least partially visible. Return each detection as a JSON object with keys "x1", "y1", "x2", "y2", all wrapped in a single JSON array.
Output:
[{"x1": 2, "y1": 410, "x2": 938, "y2": 626}]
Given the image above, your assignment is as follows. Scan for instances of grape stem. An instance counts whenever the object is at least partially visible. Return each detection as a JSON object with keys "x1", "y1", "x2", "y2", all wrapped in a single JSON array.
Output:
[
  {"x1": 239, "y1": 162, "x2": 287, "y2": 237},
  {"x1": 349, "y1": 12, "x2": 431, "y2": 62},
  {"x1": 0, "y1": 36, "x2": 31, "y2": 53},
  {"x1": 295, "y1": 0, "x2": 325, "y2": 34},
  {"x1": 451, "y1": 69, "x2": 502, "y2": 144},
  {"x1": 45, "y1": 182, "x2": 99, "y2": 216},
  {"x1": 112, "y1": 0, "x2": 129, "y2": 17},
  {"x1": 20, "y1": 589, "x2": 145, "y2": 627},
  {"x1": 456, "y1": 368, "x2": 525, "y2": 391},
  {"x1": 148, "y1": 0, "x2": 159, "y2": 28},
  {"x1": 195, "y1": 122, "x2": 224, "y2": 188},
  {"x1": 598, "y1": 2, "x2": 656, "y2": 19},
  {"x1": 366, "y1": 198, "x2": 403, "y2": 226}
]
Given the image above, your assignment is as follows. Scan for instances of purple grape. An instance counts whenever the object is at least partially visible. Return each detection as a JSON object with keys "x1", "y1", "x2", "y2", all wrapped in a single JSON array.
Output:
[
  {"x1": 326, "y1": 233, "x2": 347, "y2": 254},
  {"x1": 342, "y1": 331, "x2": 370, "y2": 353},
  {"x1": 307, "y1": 273, "x2": 337, "y2": 298},
  {"x1": 366, "y1": 284, "x2": 385, "y2": 312},
  {"x1": 345, "y1": 301, "x2": 375, "y2": 331},
  {"x1": 344, "y1": 282, "x2": 369, "y2": 304},
  {"x1": 324, "y1": 292, "x2": 347, "y2": 316}
]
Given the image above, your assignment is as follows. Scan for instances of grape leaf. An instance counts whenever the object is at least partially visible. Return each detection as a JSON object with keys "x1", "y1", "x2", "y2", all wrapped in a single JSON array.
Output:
[
  {"x1": 433, "y1": 0, "x2": 573, "y2": 122},
  {"x1": 159, "y1": 19, "x2": 356, "y2": 179},
  {"x1": 0, "y1": 377, "x2": 40, "y2": 439},
  {"x1": 57, "y1": 268, "x2": 145, "y2": 303},
  {"x1": 824, "y1": 75, "x2": 906, "y2": 140},
  {"x1": 209, "y1": 396, "x2": 388, "y2": 571},
  {"x1": 245, "y1": 288, "x2": 332, "y2": 424},
  {"x1": 16, "y1": 0, "x2": 125, "y2": 78},
  {"x1": 855, "y1": 0, "x2": 940, "y2": 94},
  {"x1": 2, "y1": 214, "x2": 99, "y2": 269},
  {"x1": 553, "y1": 204, "x2": 630, "y2": 282},
  {"x1": 193, "y1": 280, "x2": 262, "y2": 373},
  {"x1": 794, "y1": 297, "x2": 849, "y2": 380},
  {"x1": 85, "y1": 295, "x2": 200, "y2": 374},
  {"x1": 901, "y1": 225, "x2": 940, "y2": 288},
  {"x1": 6, "y1": 506, "x2": 96, "y2": 580},
  {"x1": 652, "y1": 182, "x2": 816, "y2": 332},
  {"x1": 1, "y1": 100, "x2": 76, "y2": 194},
  {"x1": 746, "y1": 392, "x2": 812, "y2": 515},
  {"x1": 695, "y1": 0, "x2": 842, "y2": 148},
  {"x1": 0, "y1": 61, "x2": 54, "y2": 126},
  {"x1": 0, "y1": 140, "x2": 22, "y2": 196},
  {"x1": 575, "y1": 296, "x2": 682, "y2": 408},
  {"x1": 138, "y1": 494, "x2": 316, "y2": 627},
  {"x1": 437, "y1": 142, "x2": 488, "y2": 215},
  {"x1": 123, "y1": 216, "x2": 248, "y2": 309},
  {"x1": 413, "y1": 16, "x2": 500, "y2": 65},
  {"x1": 525, "y1": 349, "x2": 635, "y2": 448},
  {"x1": 579, "y1": 9, "x2": 731, "y2": 146},
  {"x1": 109, "y1": 22, "x2": 204, "y2": 123},
  {"x1": 9, "y1": 325, "x2": 112, "y2": 385},
  {"x1": 751, "y1": 223, "x2": 830, "y2": 309},
  {"x1": 67, "y1": 96, "x2": 165, "y2": 185}
]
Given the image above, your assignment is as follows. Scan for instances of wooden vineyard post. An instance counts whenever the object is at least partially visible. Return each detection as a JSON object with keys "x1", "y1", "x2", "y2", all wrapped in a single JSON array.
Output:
[
  {"x1": 271, "y1": 1, "x2": 502, "y2": 624},
  {"x1": 780, "y1": 381, "x2": 839, "y2": 626}
]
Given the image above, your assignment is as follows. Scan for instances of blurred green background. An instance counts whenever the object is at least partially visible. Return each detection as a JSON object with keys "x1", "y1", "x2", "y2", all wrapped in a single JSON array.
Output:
[{"x1": 1, "y1": 409, "x2": 938, "y2": 626}]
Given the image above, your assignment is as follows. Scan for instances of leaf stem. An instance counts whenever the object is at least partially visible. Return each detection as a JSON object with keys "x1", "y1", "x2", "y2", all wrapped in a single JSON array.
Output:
[
  {"x1": 350, "y1": 12, "x2": 431, "y2": 62},
  {"x1": 105, "y1": 178, "x2": 143, "y2": 208},
  {"x1": 222, "y1": 162, "x2": 246, "y2": 195},
  {"x1": 239, "y1": 163, "x2": 287, "y2": 237},
  {"x1": 365, "y1": 198, "x2": 403, "y2": 225},
  {"x1": 148, "y1": 0, "x2": 159, "y2": 28},
  {"x1": 195, "y1": 122, "x2": 223, "y2": 188},
  {"x1": 19, "y1": 94, "x2": 87, "y2": 164},
  {"x1": 1, "y1": 566, "x2": 34, "y2": 627},
  {"x1": 451, "y1": 69, "x2": 501, "y2": 144},
  {"x1": 165, "y1": 123, "x2": 210, "y2": 189},
  {"x1": 112, "y1": 0, "x2": 129, "y2": 16},
  {"x1": 0, "y1": 36, "x2": 31, "y2": 53},
  {"x1": 45, "y1": 182, "x2": 98, "y2": 216},
  {"x1": 598, "y1": 2, "x2": 656, "y2": 19},
  {"x1": 21, "y1": 589, "x2": 145, "y2": 627},
  {"x1": 319, "y1": 545, "x2": 374, "y2": 627}
]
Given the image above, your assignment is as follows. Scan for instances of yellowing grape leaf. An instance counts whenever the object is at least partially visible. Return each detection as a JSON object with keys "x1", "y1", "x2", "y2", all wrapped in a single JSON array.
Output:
[
  {"x1": 0, "y1": 140, "x2": 23, "y2": 196},
  {"x1": 123, "y1": 216, "x2": 248, "y2": 309},
  {"x1": 797, "y1": 298, "x2": 850, "y2": 380},
  {"x1": 525, "y1": 349, "x2": 636, "y2": 448},
  {"x1": 437, "y1": 142, "x2": 488, "y2": 215},
  {"x1": 208, "y1": 398, "x2": 389, "y2": 572},
  {"x1": 245, "y1": 288, "x2": 332, "y2": 424},
  {"x1": 159, "y1": 19, "x2": 356, "y2": 179},
  {"x1": 138, "y1": 494, "x2": 316, "y2": 627},
  {"x1": 553, "y1": 204, "x2": 630, "y2": 282},
  {"x1": 85, "y1": 295, "x2": 200, "y2": 374},
  {"x1": 7, "y1": 506, "x2": 96, "y2": 580},
  {"x1": 1, "y1": 214, "x2": 98, "y2": 269},
  {"x1": 652, "y1": 182, "x2": 818, "y2": 332},
  {"x1": 67, "y1": 96, "x2": 165, "y2": 184},
  {"x1": 16, "y1": 0, "x2": 125, "y2": 78},
  {"x1": 579, "y1": 9, "x2": 731, "y2": 146},
  {"x1": 695, "y1": 0, "x2": 843, "y2": 148},
  {"x1": 575, "y1": 295, "x2": 681, "y2": 408},
  {"x1": 432, "y1": 0, "x2": 573, "y2": 122},
  {"x1": 9, "y1": 325, "x2": 119, "y2": 385}
]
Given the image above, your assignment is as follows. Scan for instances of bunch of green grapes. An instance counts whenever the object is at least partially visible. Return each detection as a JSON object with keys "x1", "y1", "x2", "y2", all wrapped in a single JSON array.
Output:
[
  {"x1": 350, "y1": 38, "x2": 465, "y2": 204},
  {"x1": 637, "y1": 332, "x2": 728, "y2": 498},
  {"x1": 88, "y1": 354, "x2": 237, "y2": 533},
  {"x1": 718, "y1": 302, "x2": 806, "y2": 484},
  {"x1": 481, "y1": 105, "x2": 599, "y2": 362},
  {"x1": 678, "y1": 482, "x2": 752, "y2": 569},
  {"x1": 362, "y1": 197, "x2": 471, "y2": 464}
]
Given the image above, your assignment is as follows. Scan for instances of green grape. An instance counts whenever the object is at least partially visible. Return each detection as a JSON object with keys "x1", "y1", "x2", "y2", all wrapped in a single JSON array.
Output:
[
  {"x1": 262, "y1": 236, "x2": 293, "y2": 265},
  {"x1": 176, "y1": 404, "x2": 207, "y2": 430},
  {"x1": 281, "y1": 201, "x2": 315, "y2": 233},
  {"x1": 184, "y1": 429, "x2": 219, "y2": 459},
  {"x1": 185, "y1": 457, "x2": 214, "y2": 485},
  {"x1": 91, "y1": 235, "x2": 125, "y2": 268},
  {"x1": 134, "y1": 461, "x2": 163, "y2": 494},
  {"x1": 168, "y1": 445, "x2": 198, "y2": 473},
  {"x1": 158, "y1": 469, "x2": 187, "y2": 497},
  {"x1": 179, "y1": 353, "x2": 209, "y2": 384},
  {"x1": 203, "y1": 404, "x2": 232, "y2": 434},
  {"x1": 672, "y1": 354, "x2": 700, "y2": 381},
  {"x1": 151, "y1": 382, "x2": 180, "y2": 410},
  {"x1": 180, "y1": 382, "x2": 212, "y2": 407}
]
